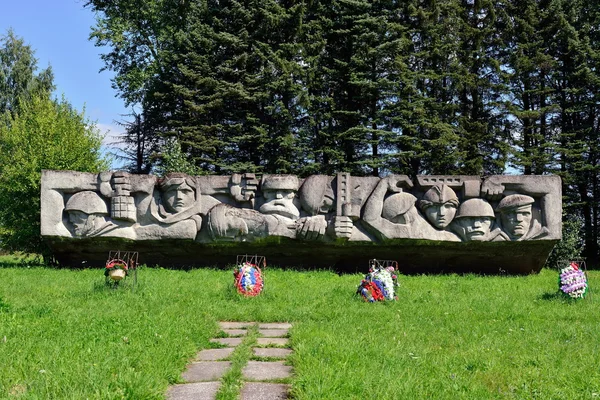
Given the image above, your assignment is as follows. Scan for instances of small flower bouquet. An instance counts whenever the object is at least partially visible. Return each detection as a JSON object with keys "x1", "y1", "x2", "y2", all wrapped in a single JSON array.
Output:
[
  {"x1": 559, "y1": 262, "x2": 587, "y2": 299},
  {"x1": 233, "y1": 261, "x2": 263, "y2": 296},
  {"x1": 105, "y1": 260, "x2": 128, "y2": 281},
  {"x1": 357, "y1": 264, "x2": 398, "y2": 302}
]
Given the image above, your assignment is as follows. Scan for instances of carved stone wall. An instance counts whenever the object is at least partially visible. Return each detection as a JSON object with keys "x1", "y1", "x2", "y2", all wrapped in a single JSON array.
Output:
[{"x1": 41, "y1": 170, "x2": 562, "y2": 273}]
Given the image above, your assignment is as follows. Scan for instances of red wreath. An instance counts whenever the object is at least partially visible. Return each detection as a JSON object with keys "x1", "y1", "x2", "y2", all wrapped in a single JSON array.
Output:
[{"x1": 234, "y1": 264, "x2": 263, "y2": 297}]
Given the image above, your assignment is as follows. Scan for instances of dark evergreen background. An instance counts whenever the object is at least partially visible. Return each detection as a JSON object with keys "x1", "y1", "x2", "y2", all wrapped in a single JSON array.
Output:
[{"x1": 85, "y1": 0, "x2": 600, "y2": 266}]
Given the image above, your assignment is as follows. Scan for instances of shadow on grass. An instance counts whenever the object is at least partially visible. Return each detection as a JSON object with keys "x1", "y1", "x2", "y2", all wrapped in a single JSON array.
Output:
[{"x1": 539, "y1": 291, "x2": 574, "y2": 302}]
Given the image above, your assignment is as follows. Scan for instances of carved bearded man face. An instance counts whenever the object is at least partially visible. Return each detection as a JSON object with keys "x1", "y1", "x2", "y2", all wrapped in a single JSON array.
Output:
[{"x1": 259, "y1": 175, "x2": 300, "y2": 220}]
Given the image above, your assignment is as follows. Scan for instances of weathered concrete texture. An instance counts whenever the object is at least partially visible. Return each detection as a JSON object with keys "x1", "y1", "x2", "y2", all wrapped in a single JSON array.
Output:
[
  {"x1": 253, "y1": 348, "x2": 293, "y2": 358},
  {"x1": 242, "y1": 361, "x2": 293, "y2": 381},
  {"x1": 196, "y1": 348, "x2": 235, "y2": 361},
  {"x1": 240, "y1": 383, "x2": 290, "y2": 400},
  {"x1": 256, "y1": 338, "x2": 289, "y2": 346},
  {"x1": 222, "y1": 329, "x2": 248, "y2": 337},
  {"x1": 258, "y1": 323, "x2": 292, "y2": 330},
  {"x1": 42, "y1": 170, "x2": 562, "y2": 274},
  {"x1": 220, "y1": 321, "x2": 255, "y2": 329},
  {"x1": 182, "y1": 361, "x2": 231, "y2": 382},
  {"x1": 210, "y1": 337, "x2": 243, "y2": 347},
  {"x1": 258, "y1": 329, "x2": 288, "y2": 338},
  {"x1": 166, "y1": 382, "x2": 220, "y2": 400}
]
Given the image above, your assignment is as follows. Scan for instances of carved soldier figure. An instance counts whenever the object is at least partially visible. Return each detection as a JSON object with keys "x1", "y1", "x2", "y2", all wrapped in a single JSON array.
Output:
[
  {"x1": 453, "y1": 198, "x2": 499, "y2": 241},
  {"x1": 64, "y1": 191, "x2": 134, "y2": 239},
  {"x1": 259, "y1": 175, "x2": 300, "y2": 220},
  {"x1": 418, "y1": 184, "x2": 459, "y2": 230},
  {"x1": 496, "y1": 194, "x2": 548, "y2": 240},
  {"x1": 147, "y1": 173, "x2": 203, "y2": 237}
]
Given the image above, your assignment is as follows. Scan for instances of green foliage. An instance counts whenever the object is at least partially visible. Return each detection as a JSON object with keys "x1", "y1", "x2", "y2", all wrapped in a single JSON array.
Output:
[
  {"x1": 0, "y1": 94, "x2": 109, "y2": 254},
  {"x1": 546, "y1": 217, "x2": 584, "y2": 269},
  {"x1": 0, "y1": 267, "x2": 599, "y2": 398},
  {"x1": 0, "y1": 29, "x2": 54, "y2": 115},
  {"x1": 154, "y1": 137, "x2": 205, "y2": 177}
]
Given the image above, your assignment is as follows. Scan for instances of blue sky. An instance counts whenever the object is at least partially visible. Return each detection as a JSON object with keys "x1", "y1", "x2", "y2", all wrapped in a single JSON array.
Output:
[{"x1": 0, "y1": 0, "x2": 128, "y2": 166}]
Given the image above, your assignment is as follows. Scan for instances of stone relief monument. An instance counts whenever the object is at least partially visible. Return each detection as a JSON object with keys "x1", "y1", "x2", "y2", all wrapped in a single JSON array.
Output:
[{"x1": 41, "y1": 171, "x2": 561, "y2": 274}]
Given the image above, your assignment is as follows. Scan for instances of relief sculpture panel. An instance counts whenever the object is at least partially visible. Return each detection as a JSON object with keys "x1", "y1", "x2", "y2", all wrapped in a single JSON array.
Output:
[{"x1": 41, "y1": 171, "x2": 562, "y2": 273}]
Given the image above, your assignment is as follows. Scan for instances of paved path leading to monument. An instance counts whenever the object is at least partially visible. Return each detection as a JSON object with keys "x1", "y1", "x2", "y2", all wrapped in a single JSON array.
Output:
[{"x1": 166, "y1": 322, "x2": 293, "y2": 400}]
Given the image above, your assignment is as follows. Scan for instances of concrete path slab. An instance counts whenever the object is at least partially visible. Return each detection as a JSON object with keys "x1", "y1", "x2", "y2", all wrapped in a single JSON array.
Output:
[
  {"x1": 210, "y1": 337, "x2": 243, "y2": 347},
  {"x1": 240, "y1": 383, "x2": 290, "y2": 400},
  {"x1": 196, "y1": 348, "x2": 235, "y2": 361},
  {"x1": 219, "y1": 321, "x2": 254, "y2": 329},
  {"x1": 258, "y1": 329, "x2": 288, "y2": 338},
  {"x1": 182, "y1": 361, "x2": 231, "y2": 382},
  {"x1": 242, "y1": 361, "x2": 293, "y2": 381},
  {"x1": 222, "y1": 329, "x2": 248, "y2": 336},
  {"x1": 166, "y1": 382, "x2": 220, "y2": 400},
  {"x1": 258, "y1": 323, "x2": 292, "y2": 330},
  {"x1": 253, "y1": 348, "x2": 292, "y2": 358},
  {"x1": 256, "y1": 338, "x2": 289, "y2": 346}
]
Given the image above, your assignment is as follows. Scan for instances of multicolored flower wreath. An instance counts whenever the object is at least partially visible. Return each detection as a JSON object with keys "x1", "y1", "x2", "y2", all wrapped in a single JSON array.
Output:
[
  {"x1": 233, "y1": 262, "x2": 263, "y2": 297},
  {"x1": 357, "y1": 265, "x2": 398, "y2": 302},
  {"x1": 559, "y1": 262, "x2": 588, "y2": 299}
]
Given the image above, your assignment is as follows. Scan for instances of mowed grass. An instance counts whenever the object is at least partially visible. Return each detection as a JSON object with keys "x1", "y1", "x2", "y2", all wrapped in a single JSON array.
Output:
[{"x1": 0, "y1": 263, "x2": 598, "y2": 399}]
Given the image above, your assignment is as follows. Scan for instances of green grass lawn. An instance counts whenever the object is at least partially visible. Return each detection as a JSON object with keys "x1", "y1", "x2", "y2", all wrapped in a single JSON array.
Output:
[{"x1": 0, "y1": 262, "x2": 598, "y2": 399}]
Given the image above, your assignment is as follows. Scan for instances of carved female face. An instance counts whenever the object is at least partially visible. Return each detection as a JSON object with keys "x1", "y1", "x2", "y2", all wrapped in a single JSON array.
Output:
[
  {"x1": 424, "y1": 202, "x2": 457, "y2": 229},
  {"x1": 163, "y1": 181, "x2": 195, "y2": 213}
]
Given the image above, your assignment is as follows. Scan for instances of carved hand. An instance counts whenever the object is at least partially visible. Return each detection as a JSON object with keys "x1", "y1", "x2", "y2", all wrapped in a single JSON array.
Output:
[
  {"x1": 296, "y1": 215, "x2": 327, "y2": 240},
  {"x1": 333, "y1": 216, "x2": 353, "y2": 239},
  {"x1": 480, "y1": 177, "x2": 505, "y2": 200}
]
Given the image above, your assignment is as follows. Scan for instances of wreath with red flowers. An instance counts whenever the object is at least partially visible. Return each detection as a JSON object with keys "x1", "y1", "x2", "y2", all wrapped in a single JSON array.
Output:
[
  {"x1": 233, "y1": 262, "x2": 263, "y2": 297},
  {"x1": 104, "y1": 259, "x2": 128, "y2": 277}
]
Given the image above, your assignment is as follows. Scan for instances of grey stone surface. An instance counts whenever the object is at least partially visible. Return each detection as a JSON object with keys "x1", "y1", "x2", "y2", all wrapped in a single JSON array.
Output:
[
  {"x1": 219, "y1": 321, "x2": 254, "y2": 329},
  {"x1": 256, "y1": 338, "x2": 289, "y2": 346},
  {"x1": 166, "y1": 382, "x2": 220, "y2": 400},
  {"x1": 222, "y1": 329, "x2": 247, "y2": 337},
  {"x1": 181, "y1": 361, "x2": 231, "y2": 382},
  {"x1": 258, "y1": 329, "x2": 288, "y2": 338},
  {"x1": 196, "y1": 348, "x2": 235, "y2": 361},
  {"x1": 258, "y1": 323, "x2": 292, "y2": 330},
  {"x1": 210, "y1": 337, "x2": 243, "y2": 347},
  {"x1": 240, "y1": 383, "x2": 290, "y2": 400},
  {"x1": 41, "y1": 171, "x2": 562, "y2": 273},
  {"x1": 253, "y1": 348, "x2": 292, "y2": 358},
  {"x1": 242, "y1": 361, "x2": 293, "y2": 381}
]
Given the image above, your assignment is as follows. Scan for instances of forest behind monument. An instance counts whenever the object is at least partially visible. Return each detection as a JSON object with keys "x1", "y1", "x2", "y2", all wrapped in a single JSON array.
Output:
[{"x1": 87, "y1": 0, "x2": 600, "y2": 265}]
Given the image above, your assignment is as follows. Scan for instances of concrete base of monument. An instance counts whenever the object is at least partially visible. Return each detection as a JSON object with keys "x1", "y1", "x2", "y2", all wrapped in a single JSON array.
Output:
[{"x1": 43, "y1": 236, "x2": 558, "y2": 275}]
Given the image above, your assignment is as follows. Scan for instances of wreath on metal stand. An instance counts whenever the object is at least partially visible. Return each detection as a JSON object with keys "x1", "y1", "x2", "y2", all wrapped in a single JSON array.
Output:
[
  {"x1": 558, "y1": 259, "x2": 588, "y2": 300},
  {"x1": 233, "y1": 254, "x2": 265, "y2": 297},
  {"x1": 105, "y1": 250, "x2": 139, "y2": 289},
  {"x1": 357, "y1": 259, "x2": 399, "y2": 302}
]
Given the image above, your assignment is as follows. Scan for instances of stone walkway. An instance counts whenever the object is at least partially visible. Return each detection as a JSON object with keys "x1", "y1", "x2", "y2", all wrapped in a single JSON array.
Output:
[{"x1": 166, "y1": 322, "x2": 293, "y2": 400}]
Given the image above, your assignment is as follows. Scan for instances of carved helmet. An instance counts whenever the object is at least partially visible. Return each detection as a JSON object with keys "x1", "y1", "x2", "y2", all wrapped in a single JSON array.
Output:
[
  {"x1": 65, "y1": 191, "x2": 108, "y2": 215},
  {"x1": 382, "y1": 192, "x2": 417, "y2": 220},
  {"x1": 454, "y1": 198, "x2": 494, "y2": 219},
  {"x1": 298, "y1": 175, "x2": 334, "y2": 215},
  {"x1": 419, "y1": 184, "x2": 459, "y2": 209}
]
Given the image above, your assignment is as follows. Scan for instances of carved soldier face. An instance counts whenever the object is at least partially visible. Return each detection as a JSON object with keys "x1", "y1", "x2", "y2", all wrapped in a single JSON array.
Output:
[
  {"x1": 68, "y1": 211, "x2": 99, "y2": 237},
  {"x1": 259, "y1": 189, "x2": 300, "y2": 219},
  {"x1": 423, "y1": 202, "x2": 457, "y2": 229},
  {"x1": 501, "y1": 204, "x2": 532, "y2": 239},
  {"x1": 163, "y1": 181, "x2": 195, "y2": 213},
  {"x1": 454, "y1": 217, "x2": 493, "y2": 241}
]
